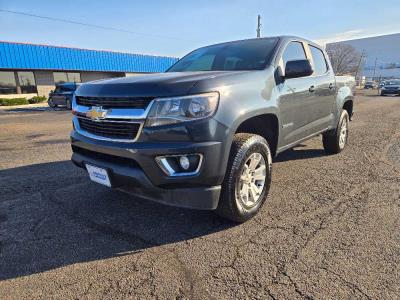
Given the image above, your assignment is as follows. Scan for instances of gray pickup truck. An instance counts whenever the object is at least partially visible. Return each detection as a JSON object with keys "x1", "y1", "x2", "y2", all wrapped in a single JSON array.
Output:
[{"x1": 71, "y1": 36, "x2": 355, "y2": 222}]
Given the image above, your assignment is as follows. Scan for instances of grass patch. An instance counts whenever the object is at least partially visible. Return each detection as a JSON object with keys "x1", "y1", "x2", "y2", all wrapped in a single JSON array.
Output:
[
  {"x1": 28, "y1": 96, "x2": 47, "y2": 104},
  {"x1": 0, "y1": 96, "x2": 48, "y2": 106},
  {"x1": 0, "y1": 98, "x2": 29, "y2": 106}
]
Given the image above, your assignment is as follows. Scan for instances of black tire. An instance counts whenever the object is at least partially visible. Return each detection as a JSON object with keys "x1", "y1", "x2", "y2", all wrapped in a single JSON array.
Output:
[
  {"x1": 322, "y1": 110, "x2": 349, "y2": 154},
  {"x1": 216, "y1": 133, "x2": 272, "y2": 223},
  {"x1": 380, "y1": 92, "x2": 386, "y2": 96},
  {"x1": 66, "y1": 99, "x2": 72, "y2": 110},
  {"x1": 48, "y1": 99, "x2": 57, "y2": 108}
]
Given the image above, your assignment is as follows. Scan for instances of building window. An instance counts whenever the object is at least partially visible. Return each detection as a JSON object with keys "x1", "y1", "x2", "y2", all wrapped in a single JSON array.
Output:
[
  {"x1": 53, "y1": 72, "x2": 68, "y2": 84},
  {"x1": 0, "y1": 71, "x2": 17, "y2": 94},
  {"x1": 67, "y1": 72, "x2": 81, "y2": 83},
  {"x1": 53, "y1": 72, "x2": 81, "y2": 84},
  {"x1": 17, "y1": 72, "x2": 37, "y2": 93}
]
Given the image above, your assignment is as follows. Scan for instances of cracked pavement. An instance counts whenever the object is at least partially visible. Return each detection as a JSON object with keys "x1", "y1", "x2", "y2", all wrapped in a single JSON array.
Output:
[{"x1": 0, "y1": 91, "x2": 399, "y2": 299}]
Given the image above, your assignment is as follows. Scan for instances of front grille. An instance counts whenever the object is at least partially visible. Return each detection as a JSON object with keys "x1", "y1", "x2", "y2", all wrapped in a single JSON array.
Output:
[
  {"x1": 76, "y1": 96, "x2": 153, "y2": 109},
  {"x1": 78, "y1": 117, "x2": 141, "y2": 140}
]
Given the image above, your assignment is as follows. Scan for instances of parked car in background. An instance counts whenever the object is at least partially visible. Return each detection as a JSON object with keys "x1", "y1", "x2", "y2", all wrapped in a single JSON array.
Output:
[
  {"x1": 48, "y1": 82, "x2": 81, "y2": 109},
  {"x1": 364, "y1": 81, "x2": 377, "y2": 89},
  {"x1": 380, "y1": 79, "x2": 400, "y2": 96},
  {"x1": 70, "y1": 36, "x2": 355, "y2": 222}
]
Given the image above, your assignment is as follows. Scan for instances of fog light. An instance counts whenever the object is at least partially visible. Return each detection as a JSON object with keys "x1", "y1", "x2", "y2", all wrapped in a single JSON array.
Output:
[
  {"x1": 179, "y1": 156, "x2": 190, "y2": 170},
  {"x1": 156, "y1": 154, "x2": 203, "y2": 177}
]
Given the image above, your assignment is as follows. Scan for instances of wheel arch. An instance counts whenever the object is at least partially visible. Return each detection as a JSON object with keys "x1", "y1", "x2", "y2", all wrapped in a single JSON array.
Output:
[
  {"x1": 343, "y1": 98, "x2": 353, "y2": 120},
  {"x1": 234, "y1": 113, "x2": 279, "y2": 157}
]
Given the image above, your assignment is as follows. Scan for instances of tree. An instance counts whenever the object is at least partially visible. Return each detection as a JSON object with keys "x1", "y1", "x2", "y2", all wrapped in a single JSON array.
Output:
[{"x1": 326, "y1": 43, "x2": 362, "y2": 76}]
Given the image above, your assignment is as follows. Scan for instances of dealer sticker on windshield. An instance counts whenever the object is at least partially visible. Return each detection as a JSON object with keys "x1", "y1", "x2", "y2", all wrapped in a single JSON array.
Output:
[{"x1": 86, "y1": 164, "x2": 111, "y2": 187}]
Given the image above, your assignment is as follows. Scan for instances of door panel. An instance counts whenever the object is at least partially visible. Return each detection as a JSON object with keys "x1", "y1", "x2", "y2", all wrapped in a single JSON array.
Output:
[
  {"x1": 309, "y1": 74, "x2": 335, "y2": 131},
  {"x1": 278, "y1": 76, "x2": 316, "y2": 145},
  {"x1": 277, "y1": 41, "x2": 316, "y2": 146},
  {"x1": 308, "y1": 45, "x2": 336, "y2": 131}
]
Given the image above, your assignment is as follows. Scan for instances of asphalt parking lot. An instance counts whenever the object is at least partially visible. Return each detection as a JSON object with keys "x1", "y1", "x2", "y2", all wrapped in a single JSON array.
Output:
[{"x1": 0, "y1": 91, "x2": 399, "y2": 299}]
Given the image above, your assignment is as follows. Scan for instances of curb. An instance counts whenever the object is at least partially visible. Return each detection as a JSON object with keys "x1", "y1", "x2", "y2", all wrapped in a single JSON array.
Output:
[{"x1": 0, "y1": 102, "x2": 49, "y2": 110}]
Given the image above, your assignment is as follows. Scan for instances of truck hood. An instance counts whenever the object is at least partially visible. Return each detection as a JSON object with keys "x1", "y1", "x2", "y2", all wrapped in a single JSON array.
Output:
[
  {"x1": 76, "y1": 71, "x2": 251, "y2": 98},
  {"x1": 50, "y1": 91, "x2": 74, "y2": 96},
  {"x1": 383, "y1": 85, "x2": 400, "y2": 89}
]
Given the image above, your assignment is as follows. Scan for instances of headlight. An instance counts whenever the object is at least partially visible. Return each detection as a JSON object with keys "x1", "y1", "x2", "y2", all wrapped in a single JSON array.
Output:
[{"x1": 145, "y1": 92, "x2": 219, "y2": 127}]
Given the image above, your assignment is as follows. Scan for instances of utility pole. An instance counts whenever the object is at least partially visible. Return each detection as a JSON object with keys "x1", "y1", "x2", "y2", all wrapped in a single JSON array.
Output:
[
  {"x1": 372, "y1": 57, "x2": 378, "y2": 81},
  {"x1": 354, "y1": 49, "x2": 366, "y2": 87},
  {"x1": 256, "y1": 15, "x2": 261, "y2": 38},
  {"x1": 378, "y1": 75, "x2": 382, "y2": 95}
]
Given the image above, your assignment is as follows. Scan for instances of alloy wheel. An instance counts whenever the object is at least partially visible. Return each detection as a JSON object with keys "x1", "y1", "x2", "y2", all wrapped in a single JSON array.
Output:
[
  {"x1": 339, "y1": 117, "x2": 348, "y2": 149},
  {"x1": 237, "y1": 152, "x2": 267, "y2": 209}
]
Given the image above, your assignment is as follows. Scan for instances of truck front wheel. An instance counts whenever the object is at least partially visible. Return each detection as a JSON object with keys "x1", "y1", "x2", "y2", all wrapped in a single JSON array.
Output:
[
  {"x1": 322, "y1": 110, "x2": 349, "y2": 154},
  {"x1": 66, "y1": 99, "x2": 72, "y2": 110},
  {"x1": 216, "y1": 133, "x2": 272, "y2": 223},
  {"x1": 48, "y1": 99, "x2": 57, "y2": 108}
]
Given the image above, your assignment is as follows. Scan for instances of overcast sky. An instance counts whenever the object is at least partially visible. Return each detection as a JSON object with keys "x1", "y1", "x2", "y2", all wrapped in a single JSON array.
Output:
[{"x1": 1, "y1": 0, "x2": 400, "y2": 57}]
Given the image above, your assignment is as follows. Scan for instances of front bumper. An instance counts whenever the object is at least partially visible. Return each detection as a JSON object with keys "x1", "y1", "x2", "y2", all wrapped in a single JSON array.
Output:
[
  {"x1": 50, "y1": 95, "x2": 68, "y2": 106},
  {"x1": 70, "y1": 129, "x2": 227, "y2": 210},
  {"x1": 381, "y1": 90, "x2": 400, "y2": 95}
]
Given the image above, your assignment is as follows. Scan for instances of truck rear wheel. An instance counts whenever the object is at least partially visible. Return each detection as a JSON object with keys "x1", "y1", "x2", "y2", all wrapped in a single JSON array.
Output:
[
  {"x1": 216, "y1": 133, "x2": 272, "y2": 223},
  {"x1": 322, "y1": 110, "x2": 349, "y2": 154}
]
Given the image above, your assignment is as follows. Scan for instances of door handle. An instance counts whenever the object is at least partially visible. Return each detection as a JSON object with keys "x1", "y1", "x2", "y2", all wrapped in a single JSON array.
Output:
[
  {"x1": 309, "y1": 85, "x2": 315, "y2": 93},
  {"x1": 329, "y1": 83, "x2": 334, "y2": 89}
]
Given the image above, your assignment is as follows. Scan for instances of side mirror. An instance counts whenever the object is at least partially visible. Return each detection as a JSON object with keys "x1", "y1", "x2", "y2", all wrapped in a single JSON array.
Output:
[{"x1": 284, "y1": 59, "x2": 313, "y2": 79}]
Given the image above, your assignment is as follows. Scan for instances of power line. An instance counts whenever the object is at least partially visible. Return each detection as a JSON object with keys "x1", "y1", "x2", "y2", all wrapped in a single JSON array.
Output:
[{"x1": 0, "y1": 9, "x2": 199, "y2": 43}]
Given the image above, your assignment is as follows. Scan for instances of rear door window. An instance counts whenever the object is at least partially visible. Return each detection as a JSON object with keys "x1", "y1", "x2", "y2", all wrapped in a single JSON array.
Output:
[{"x1": 309, "y1": 45, "x2": 328, "y2": 75}]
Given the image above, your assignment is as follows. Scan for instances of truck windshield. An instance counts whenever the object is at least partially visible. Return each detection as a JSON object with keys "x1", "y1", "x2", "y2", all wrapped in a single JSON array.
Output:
[
  {"x1": 54, "y1": 85, "x2": 76, "y2": 93},
  {"x1": 167, "y1": 38, "x2": 279, "y2": 72}
]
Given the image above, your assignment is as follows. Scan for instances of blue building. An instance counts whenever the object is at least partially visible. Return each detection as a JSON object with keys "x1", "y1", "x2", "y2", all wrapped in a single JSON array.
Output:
[{"x1": 0, "y1": 41, "x2": 178, "y2": 98}]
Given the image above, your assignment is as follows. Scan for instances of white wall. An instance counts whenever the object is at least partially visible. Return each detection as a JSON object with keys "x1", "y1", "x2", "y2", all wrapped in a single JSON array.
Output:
[
  {"x1": 125, "y1": 72, "x2": 144, "y2": 77},
  {"x1": 34, "y1": 71, "x2": 55, "y2": 96}
]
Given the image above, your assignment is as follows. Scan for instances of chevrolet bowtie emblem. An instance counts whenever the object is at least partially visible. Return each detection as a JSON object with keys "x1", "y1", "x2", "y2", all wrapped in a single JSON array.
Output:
[{"x1": 86, "y1": 106, "x2": 109, "y2": 121}]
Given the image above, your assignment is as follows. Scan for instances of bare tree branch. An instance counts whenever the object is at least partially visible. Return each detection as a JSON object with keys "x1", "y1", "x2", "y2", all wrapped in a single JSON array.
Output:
[{"x1": 326, "y1": 43, "x2": 362, "y2": 76}]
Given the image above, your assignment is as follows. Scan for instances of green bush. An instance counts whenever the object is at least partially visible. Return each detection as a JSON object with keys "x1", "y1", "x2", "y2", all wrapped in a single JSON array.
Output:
[
  {"x1": 0, "y1": 98, "x2": 29, "y2": 106},
  {"x1": 28, "y1": 95, "x2": 47, "y2": 104},
  {"x1": 0, "y1": 96, "x2": 48, "y2": 106}
]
